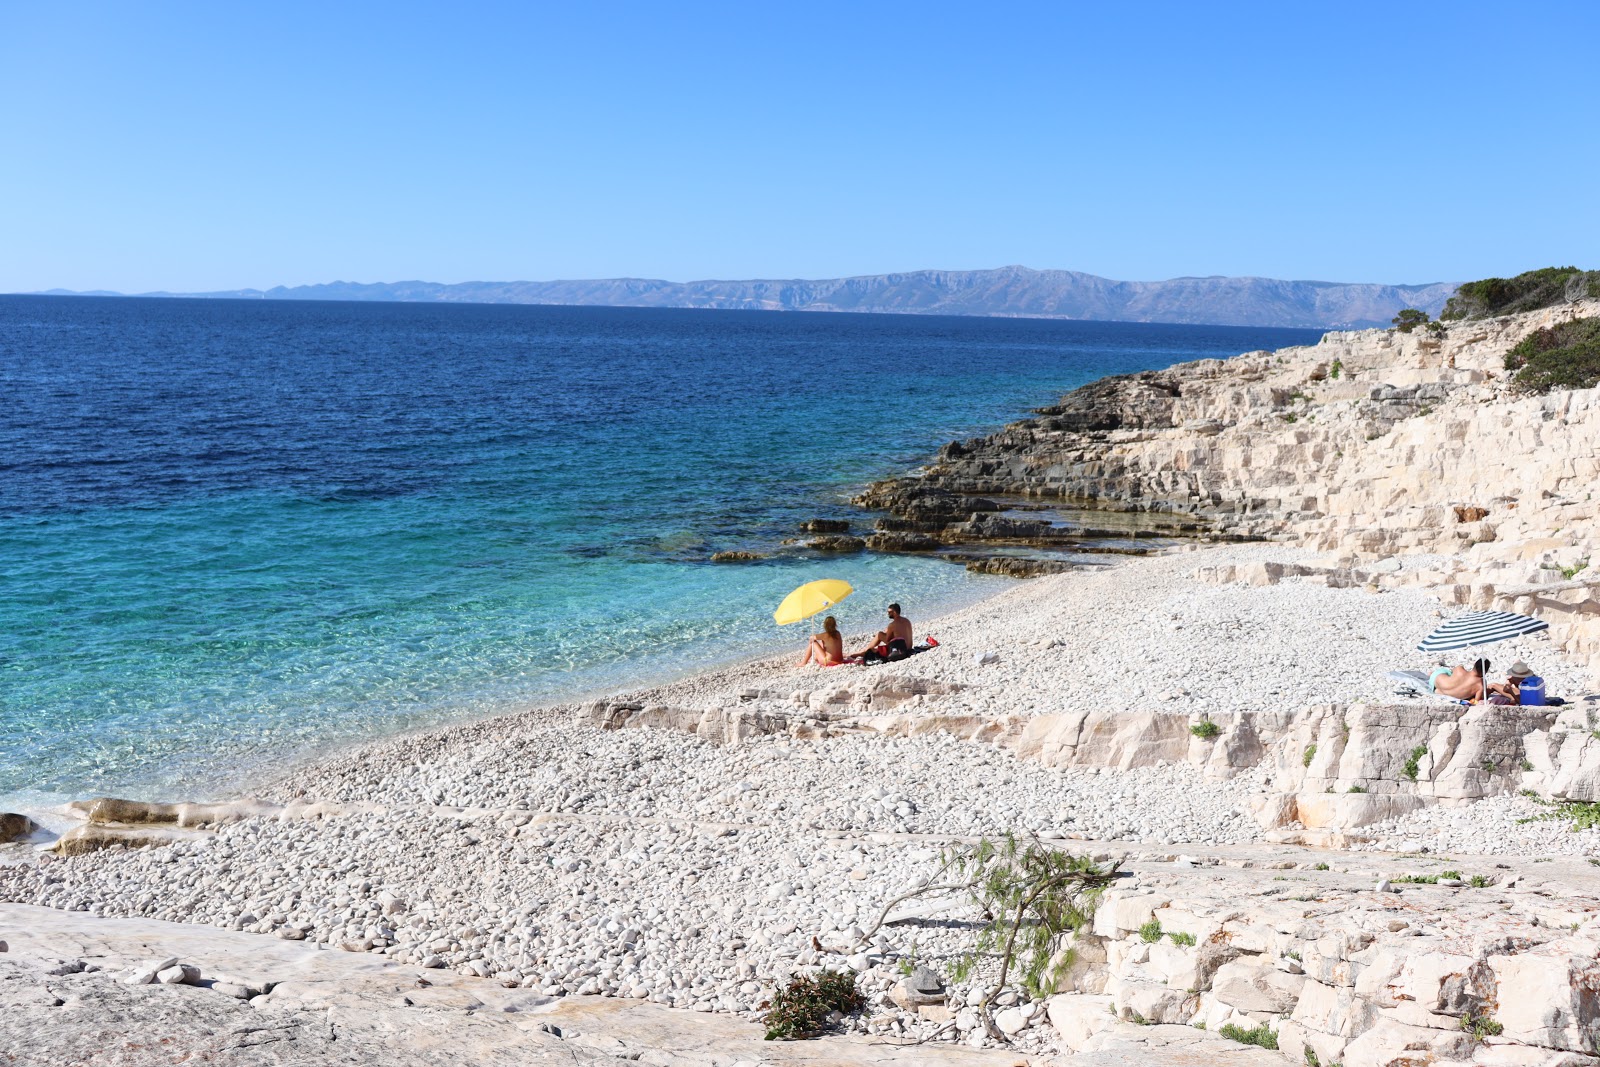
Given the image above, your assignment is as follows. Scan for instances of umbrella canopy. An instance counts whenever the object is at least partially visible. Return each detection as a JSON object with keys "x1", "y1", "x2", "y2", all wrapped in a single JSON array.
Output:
[
  {"x1": 773, "y1": 579, "x2": 853, "y2": 626},
  {"x1": 1417, "y1": 610, "x2": 1548, "y2": 654}
]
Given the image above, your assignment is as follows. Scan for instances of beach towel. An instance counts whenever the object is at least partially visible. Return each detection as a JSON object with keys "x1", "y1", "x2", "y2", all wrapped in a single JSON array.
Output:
[
  {"x1": 1385, "y1": 669, "x2": 1468, "y2": 704},
  {"x1": 849, "y1": 638, "x2": 940, "y2": 667}
]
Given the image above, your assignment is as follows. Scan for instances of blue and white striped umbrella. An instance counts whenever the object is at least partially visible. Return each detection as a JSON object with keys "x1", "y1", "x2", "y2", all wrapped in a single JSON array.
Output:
[{"x1": 1417, "y1": 610, "x2": 1548, "y2": 653}]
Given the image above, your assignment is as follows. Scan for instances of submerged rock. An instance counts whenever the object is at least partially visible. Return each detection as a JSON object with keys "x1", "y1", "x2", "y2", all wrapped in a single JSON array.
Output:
[
  {"x1": 709, "y1": 551, "x2": 763, "y2": 563},
  {"x1": 865, "y1": 531, "x2": 941, "y2": 553},
  {"x1": 808, "y1": 536, "x2": 866, "y2": 553}
]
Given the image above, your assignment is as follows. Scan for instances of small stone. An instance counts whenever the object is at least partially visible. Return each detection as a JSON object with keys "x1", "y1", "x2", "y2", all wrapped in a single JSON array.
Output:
[
  {"x1": 123, "y1": 957, "x2": 179, "y2": 986},
  {"x1": 156, "y1": 964, "x2": 201, "y2": 985},
  {"x1": 994, "y1": 1005, "x2": 1030, "y2": 1034},
  {"x1": 211, "y1": 982, "x2": 254, "y2": 999}
]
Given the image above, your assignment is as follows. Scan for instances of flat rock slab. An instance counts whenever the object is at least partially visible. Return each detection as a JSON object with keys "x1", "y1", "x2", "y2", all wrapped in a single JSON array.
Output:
[{"x1": 0, "y1": 904, "x2": 1030, "y2": 1066}]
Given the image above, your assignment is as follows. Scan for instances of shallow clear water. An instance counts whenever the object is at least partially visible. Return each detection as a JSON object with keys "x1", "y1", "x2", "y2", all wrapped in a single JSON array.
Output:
[{"x1": 0, "y1": 296, "x2": 1320, "y2": 807}]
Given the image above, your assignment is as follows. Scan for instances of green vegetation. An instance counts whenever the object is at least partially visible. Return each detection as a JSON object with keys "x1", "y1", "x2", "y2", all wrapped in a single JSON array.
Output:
[
  {"x1": 1393, "y1": 308, "x2": 1431, "y2": 333},
  {"x1": 1469, "y1": 874, "x2": 1491, "y2": 888},
  {"x1": 1190, "y1": 720, "x2": 1221, "y2": 740},
  {"x1": 1219, "y1": 1021, "x2": 1280, "y2": 1050},
  {"x1": 1167, "y1": 930, "x2": 1197, "y2": 947},
  {"x1": 1303, "y1": 743, "x2": 1317, "y2": 768},
  {"x1": 1460, "y1": 1009, "x2": 1504, "y2": 1041},
  {"x1": 1394, "y1": 873, "x2": 1440, "y2": 884},
  {"x1": 1313, "y1": 862, "x2": 1330, "y2": 871},
  {"x1": 938, "y1": 834, "x2": 1115, "y2": 1006},
  {"x1": 1504, "y1": 317, "x2": 1600, "y2": 394},
  {"x1": 1404, "y1": 744, "x2": 1428, "y2": 782},
  {"x1": 1348, "y1": 785, "x2": 1367, "y2": 794},
  {"x1": 1520, "y1": 797, "x2": 1600, "y2": 832},
  {"x1": 763, "y1": 970, "x2": 865, "y2": 1040},
  {"x1": 1328, "y1": 359, "x2": 1342, "y2": 380},
  {"x1": 1560, "y1": 559, "x2": 1590, "y2": 580},
  {"x1": 857, "y1": 834, "x2": 1115, "y2": 1037},
  {"x1": 1139, "y1": 919, "x2": 1164, "y2": 943},
  {"x1": 1441, "y1": 266, "x2": 1600, "y2": 320}
]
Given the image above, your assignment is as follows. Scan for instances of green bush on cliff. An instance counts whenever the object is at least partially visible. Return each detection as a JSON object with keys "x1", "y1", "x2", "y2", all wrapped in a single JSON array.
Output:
[
  {"x1": 1440, "y1": 266, "x2": 1600, "y2": 320},
  {"x1": 1392, "y1": 308, "x2": 1431, "y2": 333},
  {"x1": 1503, "y1": 317, "x2": 1600, "y2": 394}
]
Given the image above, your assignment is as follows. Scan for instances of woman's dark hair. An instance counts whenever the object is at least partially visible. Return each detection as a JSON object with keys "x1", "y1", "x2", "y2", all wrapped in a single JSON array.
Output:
[
  {"x1": 1472, "y1": 657, "x2": 1491, "y2": 675},
  {"x1": 822, "y1": 616, "x2": 838, "y2": 635}
]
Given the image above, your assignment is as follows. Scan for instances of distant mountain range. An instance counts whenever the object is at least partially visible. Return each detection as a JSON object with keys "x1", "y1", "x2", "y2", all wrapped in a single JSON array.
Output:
[{"x1": 29, "y1": 266, "x2": 1460, "y2": 329}]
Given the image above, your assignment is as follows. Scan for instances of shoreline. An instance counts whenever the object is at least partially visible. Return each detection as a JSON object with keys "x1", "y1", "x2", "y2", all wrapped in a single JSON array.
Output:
[{"x1": 6, "y1": 299, "x2": 1600, "y2": 1065}]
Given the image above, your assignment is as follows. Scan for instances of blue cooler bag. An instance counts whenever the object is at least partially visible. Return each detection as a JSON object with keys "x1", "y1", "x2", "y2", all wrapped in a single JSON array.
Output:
[{"x1": 1519, "y1": 676, "x2": 1546, "y2": 706}]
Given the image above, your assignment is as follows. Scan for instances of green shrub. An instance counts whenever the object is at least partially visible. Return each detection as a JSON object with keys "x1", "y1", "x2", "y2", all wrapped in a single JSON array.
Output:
[
  {"x1": 1403, "y1": 744, "x2": 1428, "y2": 782},
  {"x1": 1460, "y1": 1009, "x2": 1504, "y2": 1040},
  {"x1": 1393, "y1": 308, "x2": 1431, "y2": 333},
  {"x1": 1303, "y1": 743, "x2": 1317, "y2": 768},
  {"x1": 763, "y1": 970, "x2": 865, "y2": 1040},
  {"x1": 1328, "y1": 360, "x2": 1342, "y2": 380},
  {"x1": 1167, "y1": 931, "x2": 1196, "y2": 947},
  {"x1": 1503, "y1": 317, "x2": 1600, "y2": 394},
  {"x1": 1139, "y1": 919, "x2": 1163, "y2": 943},
  {"x1": 1190, "y1": 721, "x2": 1221, "y2": 740},
  {"x1": 1469, "y1": 874, "x2": 1491, "y2": 888},
  {"x1": 1442, "y1": 267, "x2": 1600, "y2": 320},
  {"x1": 1347, "y1": 785, "x2": 1367, "y2": 793},
  {"x1": 1219, "y1": 1021, "x2": 1280, "y2": 1049},
  {"x1": 1521, "y1": 796, "x2": 1600, "y2": 831},
  {"x1": 937, "y1": 834, "x2": 1114, "y2": 1006}
]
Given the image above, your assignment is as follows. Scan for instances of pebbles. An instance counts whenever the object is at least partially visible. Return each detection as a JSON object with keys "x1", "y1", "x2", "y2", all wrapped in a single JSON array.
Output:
[
  {"x1": 2, "y1": 539, "x2": 1592, "y2": 1056},
  {"x1": 1366, "y1": 792, "x2": 1600, "y2": 857}
]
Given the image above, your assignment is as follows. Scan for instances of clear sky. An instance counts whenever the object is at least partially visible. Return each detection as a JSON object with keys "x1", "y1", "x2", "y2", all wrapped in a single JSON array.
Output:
[{"x1": 3, "y1": 1, "x2": 1596, "y2": 293}]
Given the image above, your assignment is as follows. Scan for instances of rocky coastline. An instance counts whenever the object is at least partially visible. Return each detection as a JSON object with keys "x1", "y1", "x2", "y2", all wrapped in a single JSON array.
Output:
[{"x1": 4, "y1": 297, "x2": 1600, "y2": 1066}]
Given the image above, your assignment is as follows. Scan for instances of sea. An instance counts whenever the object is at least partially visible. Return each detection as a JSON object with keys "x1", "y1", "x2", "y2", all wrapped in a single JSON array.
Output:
[{"x1": 0, "y1": 296, "x2": 1321, "y2": 812}]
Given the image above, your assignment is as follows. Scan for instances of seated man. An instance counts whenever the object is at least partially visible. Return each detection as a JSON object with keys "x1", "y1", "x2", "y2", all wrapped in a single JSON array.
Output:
[
  {"x1": 1430, "y1": 658, "x2": 1489, "y2": 702},
  {"x1": 1489, "y1": 660, "x2": 1536, "y2": 702},
  {"x1": 854, "y1": 602, "x2": 913, "y2": 663}
]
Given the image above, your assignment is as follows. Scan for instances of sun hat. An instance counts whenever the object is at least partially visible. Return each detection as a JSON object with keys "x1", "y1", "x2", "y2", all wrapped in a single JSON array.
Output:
[{"x1": 1508, "y1": 660, "x2": 1534, "y2": 678}]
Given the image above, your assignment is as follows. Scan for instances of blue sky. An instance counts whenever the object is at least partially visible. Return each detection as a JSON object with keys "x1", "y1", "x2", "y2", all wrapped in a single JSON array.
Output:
[{"x1": 3, "y1": 1, "x2": 1596, "y2": 292}]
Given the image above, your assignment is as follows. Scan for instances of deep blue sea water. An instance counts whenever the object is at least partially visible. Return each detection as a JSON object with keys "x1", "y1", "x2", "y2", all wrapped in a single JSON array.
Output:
[{"x1": 0, "y1": 296, "x2": 1320, "y2": 809}]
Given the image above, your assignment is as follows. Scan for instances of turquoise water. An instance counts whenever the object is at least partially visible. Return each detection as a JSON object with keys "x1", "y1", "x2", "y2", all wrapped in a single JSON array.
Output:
[{"x1": 0, "y1": 296, "x2": 1320, "y2": 807}]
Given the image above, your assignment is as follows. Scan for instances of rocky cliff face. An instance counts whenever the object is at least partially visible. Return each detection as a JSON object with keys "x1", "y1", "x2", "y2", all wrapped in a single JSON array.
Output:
[{"x1": 858, "y1": 299, "x2": 1600, "y2": 676}]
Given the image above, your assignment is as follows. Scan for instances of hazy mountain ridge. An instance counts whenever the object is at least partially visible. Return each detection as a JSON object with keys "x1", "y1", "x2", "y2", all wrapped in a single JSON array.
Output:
[{"x1": 36, "y1": 267, "x2": 1459, "y2": 328}]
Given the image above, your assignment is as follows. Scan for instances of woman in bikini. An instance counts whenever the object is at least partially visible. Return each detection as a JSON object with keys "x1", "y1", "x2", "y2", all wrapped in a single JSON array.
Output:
[{"x1": 796, "y1": 615, "x2": 845, "y2": 667}]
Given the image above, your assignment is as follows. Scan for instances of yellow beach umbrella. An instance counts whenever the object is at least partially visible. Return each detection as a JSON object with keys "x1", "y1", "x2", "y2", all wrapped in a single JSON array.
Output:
[{"x1": 773, "y1": 578, "x2": 853, "y2": 626}]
